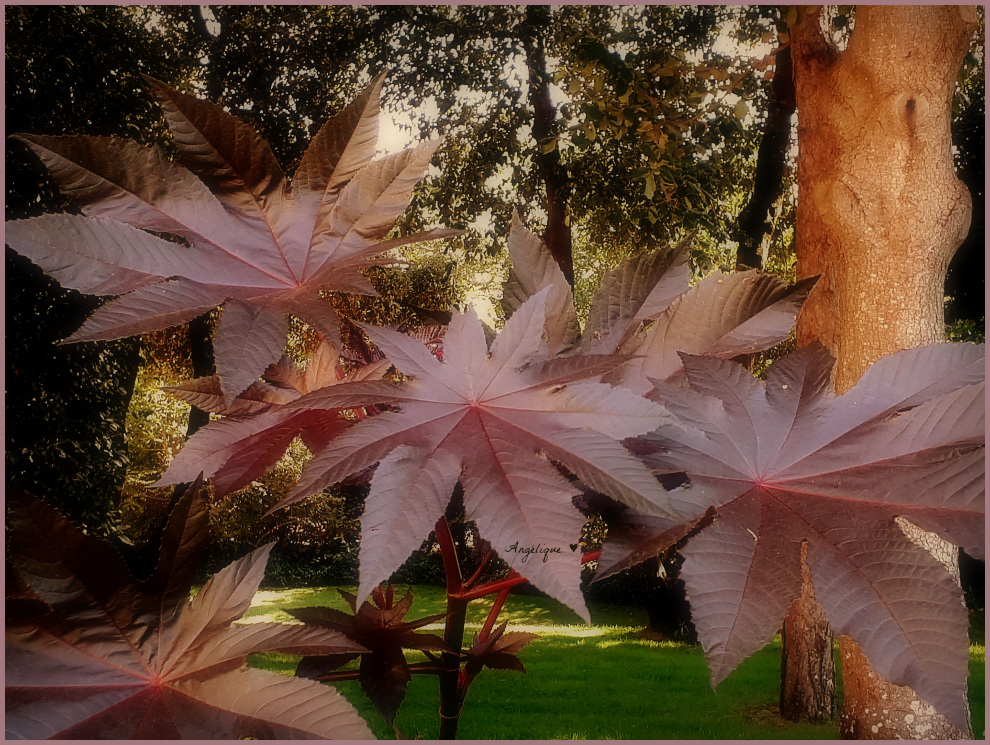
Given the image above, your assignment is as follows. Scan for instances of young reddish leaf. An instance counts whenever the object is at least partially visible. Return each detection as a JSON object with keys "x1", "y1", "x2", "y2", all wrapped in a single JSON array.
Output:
[
  {"x1": 159, "y1": 340, "x2": 391, "y2": 496},
  {"x1": 275, "y1": 292, "x2": 673, "y2": 620},
  {"x1": 463, "y1": 621, "x2": 539, "y2": 680},
  {"x1": 5, "y1": 482, "x2": 372, "y2": 740},
  {"x1": 291, "y1": 588, "x2": 449, "y2": 725},
  {"x1": 6, "y1": 76, "x2": 458, "y2": 402},
  {"x1": 627, "y1": 342, "x2": 984, "y2": 729}
]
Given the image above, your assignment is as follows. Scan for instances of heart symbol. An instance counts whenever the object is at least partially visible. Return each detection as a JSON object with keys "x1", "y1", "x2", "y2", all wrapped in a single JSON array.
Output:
[{"x1": 569, "y1": 544, "x2": 579, "y2": 552}]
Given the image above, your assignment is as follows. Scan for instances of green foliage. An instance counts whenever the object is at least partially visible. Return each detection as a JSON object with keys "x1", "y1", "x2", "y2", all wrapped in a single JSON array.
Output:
[
  {"x1": 141, "y1": 5, "x2": 770, "y2": 278},
  {"x1": 558, "y1": 6, "x2": 763, "y2": 246},
  {"x1": 4, "y1": 5, "x2": 187, "y2": 534},
  {"x1": 116, "y1": 365, "x2": 192, "y2": 546},
  {"x1": 947, "y1": 7, "x2": 985, "y2": 325},
  {"x1": 209, "y1": 478, "x2": 365, "y2": 580},
  {"x1": 946, "y1": 318, "x2": 986, "y2": 344},
  {"x1": 331, "y1": 257, "x2": 461, "y2": 342}
]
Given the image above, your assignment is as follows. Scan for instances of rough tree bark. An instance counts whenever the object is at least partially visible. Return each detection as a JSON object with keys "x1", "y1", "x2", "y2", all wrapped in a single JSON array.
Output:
[
  {"x1": 791, "y1": 5, "x2": 978, "y2": 739},
  {"x1": 780, "y1": 544, "x2": 836, "y2": 723}
]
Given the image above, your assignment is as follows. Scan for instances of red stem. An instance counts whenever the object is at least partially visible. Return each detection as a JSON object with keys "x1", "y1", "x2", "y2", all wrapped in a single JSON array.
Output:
[
  {"x1": 435, "y1": 516, "x2": 468, "y2": 739},
  {"x1": 308, "y1": 669, "x2": 362, "y2": 683},
  {"x1": 407, "y1": 662, "x2": 444, "y2": 676},
  {"x1": 463, "y1": 549, "x2": 493, "y2": 588},
  {"x1": 454, "y1": 570, "x2": 528, "y2": 602},
  {"x1": 479, "y1": 588, "x2": 512, "y2": 643},
  {"x1": 435, "y1": 516, "x2": 464, "y2": 594},
  {"x1": 455, "y1": 550, "x2": 601, "y2": 602}
]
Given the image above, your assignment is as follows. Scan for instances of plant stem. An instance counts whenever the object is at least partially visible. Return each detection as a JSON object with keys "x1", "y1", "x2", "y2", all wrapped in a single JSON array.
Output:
[
  {"x1": 463, "y1": 549, "x2": 492, "y2": 588},
  {"x1": 479, "y1": 588, "x2": 512, "y2": 642},
  {"x1": 435, "y1": 517, "x2": 467, "y2": 739},
  {"x1": 435, "y1": 516, "x2": 464, "y2": 595},
  {"x1": 455, "y1": 570, "x2": 527, "y2": 601},
  {"x1": 408, "y1": 662, "x2": 444, "y2": 676},
  {"x1": 306, "y1": 669, "x2": 362, "y2": 683}
]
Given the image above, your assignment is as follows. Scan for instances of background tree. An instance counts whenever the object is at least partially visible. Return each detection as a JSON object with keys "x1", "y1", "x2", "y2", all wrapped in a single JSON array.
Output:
[
  {"x1": 946, "y1": 26, "x2": 985, "y2": 333},
  {"x1": 5, "y1": 6, "x2": 187, "y2": 536},
  {"x1": 791, "y1": 5, "x2": 979, "y2": 739}
]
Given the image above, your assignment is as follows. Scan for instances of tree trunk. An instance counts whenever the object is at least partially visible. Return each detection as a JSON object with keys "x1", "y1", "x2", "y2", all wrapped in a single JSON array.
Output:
[
  {"x1": 740, "y1": 33, "x2": 838, "y2": 722},
  {"x1": 734, "y1": 43, "x2": 796, "y2": 271},
  {"x1": 790, "y1": 5, "x2": 978, "y2": 739},
  {"x1": 780, "y1": 543, "x2": 836, "y2": 723},
  {"x1": 519, "y1": 4, "x2": 573, "y2": 286}
]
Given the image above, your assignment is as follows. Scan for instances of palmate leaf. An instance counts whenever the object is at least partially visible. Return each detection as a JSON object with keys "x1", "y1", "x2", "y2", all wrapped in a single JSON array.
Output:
[
  {"x1": 500, "y1": 214, "x2": 690, "y2": 357},
  {"x1": 157, "y1": 339, "x2": 394, "y2": 496},
  {"x1": 462, "y1": 621, "x2": 539, "y2": 680},
  {"x1": 292, "y1": 587, "x2": 449, "y2": 725},
  {"x1": 5, "y1": 73, "x2": 459, "y2": 402},
  {"x1": 271, "y1": 289, "x2": 674, "y2": 621},
  {"x1": 608, "y1": 271, "x2": 817, "y2": 395},
  {"x1": 5, "y1": 480, "x2": 373, "y2": 740},
  {"x1": 500, "y1": 210, "x2": 580, "y2": 355},
  {"x1": 499, "y1": 215, "x2": 813, "y2": 391},
  {"x1": 626, "y1": 342, "x2": 985, "y2": 730},
  {"x1": 580, "y1": 232, "x2": 693, "y2": 355}
]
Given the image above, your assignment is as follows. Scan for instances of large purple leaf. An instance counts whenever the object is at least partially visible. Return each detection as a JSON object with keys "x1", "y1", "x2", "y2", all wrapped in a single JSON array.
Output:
[
  {"x1": 497, "y1": 214, "x2": 811, "y2": 397},
  {"x1": 11, "y1": 134, "x2": 243, "y2": 248},
  {"x1": 359, "y1": 445, "x2": 463, "y2": 605},
  {"x1": 6, "y1": 76, "x2": 455, "y2": 400},
  {"x1": 627, "y1": 342, "x2": 984, "y2": 730},
  {"x1": 292, "y1": 72, "x2": 384, "y2": 197},
  {"x1": 592, "y1": 502, "x2": 715, "y2": 581},
  {"x1": 274, "y1": 290, "x2": 672, "y2": 620},
  {"x1": 5, "y1": 482, "x2": 372, "y2": 739},
  {"x1": 213, "y1": 300, "x2": 290, "y2": 403}
]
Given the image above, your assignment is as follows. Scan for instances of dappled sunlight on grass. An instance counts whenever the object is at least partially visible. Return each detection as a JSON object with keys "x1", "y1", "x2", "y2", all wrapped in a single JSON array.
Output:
[
  {"x1": 250, "y1": 588, "x2": 315, "y2": 607},
  {"x1": 244, "y1": 584, "x2": 650, "y2": 629},
  {"x1": 246, "y1": 585, "x2": 983, "y2": 740},
  {"x1": 596, "y1": 636, "x2": 689, "y2": 650},
  {"x1": 420, "y1": 621, "x2": 619, "y2": 637}
]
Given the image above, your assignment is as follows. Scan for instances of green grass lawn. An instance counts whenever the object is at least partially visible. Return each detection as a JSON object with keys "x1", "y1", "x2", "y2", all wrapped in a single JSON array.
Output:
[{"x1": 245, "y1": 586, "x2": 985, "y2": 740}]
